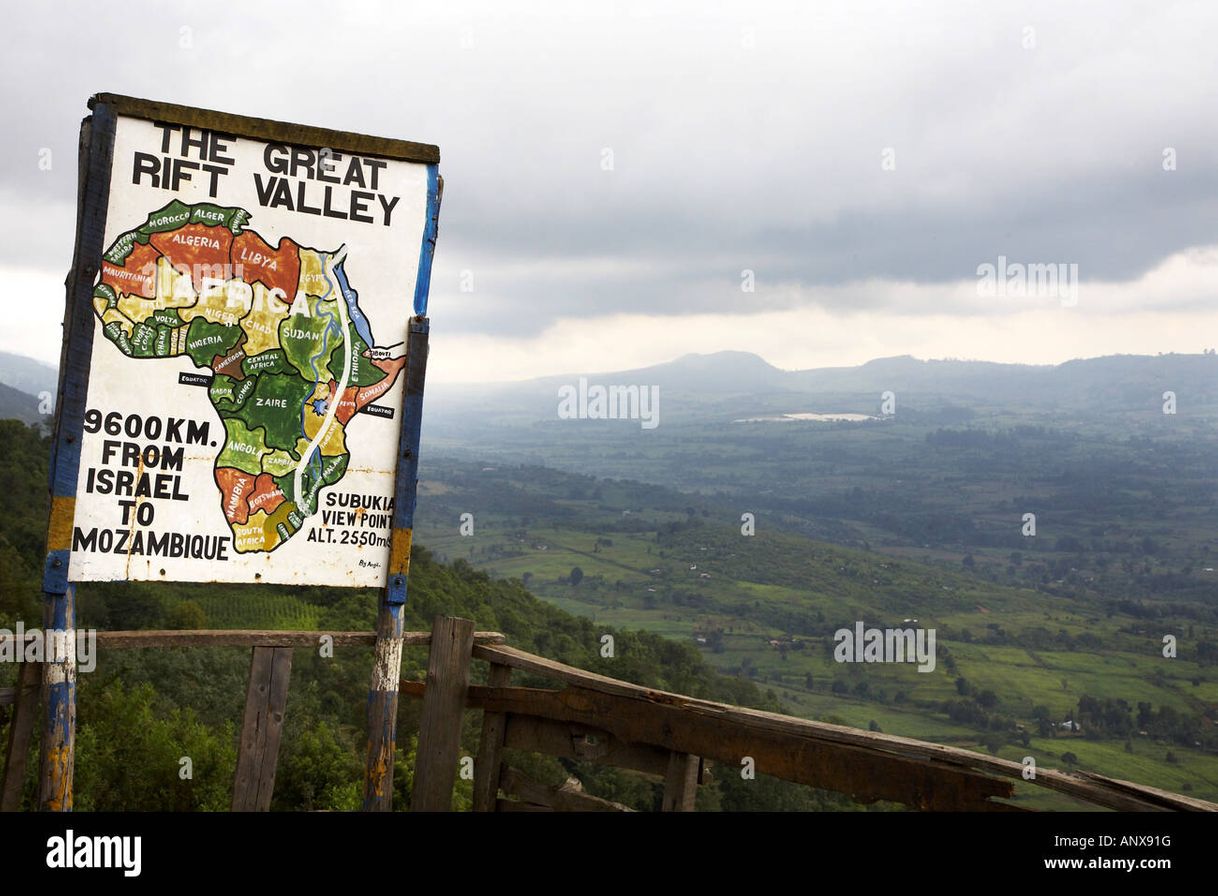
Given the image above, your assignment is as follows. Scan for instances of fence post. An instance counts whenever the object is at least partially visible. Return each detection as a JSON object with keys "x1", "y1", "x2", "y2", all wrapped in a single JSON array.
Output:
[
  {"x1": 661, "y1": 752, "x2": 701, "y2": 811},
  {"x1": 411, "y1": 615, "x2": 474, "y2": 811},
  {"x1": 472, "y1": 663, "x2": 512, "y2": 812},
  {"x1": 232, "y1": 646, "x2": 293, "y2": 811},
  {"x1": 1, "y1": 661, "x2": 42, "y2": 811}
]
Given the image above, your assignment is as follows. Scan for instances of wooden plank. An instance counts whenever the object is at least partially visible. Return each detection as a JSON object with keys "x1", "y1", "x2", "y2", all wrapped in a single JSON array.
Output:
[
  {"x1": 410, "y1": 616, "x2": 475, "y2": 811},
  {"x1": 662, "y1": 753, "x2": 700, "y2": 811},
  {"x1": 400, "y1": 679, "x2": 678, "y2": 781},
  {"x1": 1, "y1": 661, "x2": 42, "y2": 811},
  {"x1": 409, "y1": 676, "x2": 1001, "y2": 801},
  {"x1": 472, "y1": 663, "x2": 512, "y2": 812},
  {"x1": 500, "y1": 767, "x2": 632, "y2": 812},
  {"x1": 472, "y1": 645, "x2": 1214, "y2": 812},
  {"x1": 473, "y1": 643, "x2": 671, "y2": 701},
  {"x1": 469, "y1": 684, "x2": 1012, "y2": 811},
  {"x1": 93, "y1": 94, "x2": 440, "y2": 163},
  {"x1": 89, "y1": 630, "x2": 504, "y2": 649},
  {"x1": 502, "y1": 714, "x2": 670, "y2": 779},
  {"x1": 231, "y1": 646, "x2": 293, "y2": 811}
]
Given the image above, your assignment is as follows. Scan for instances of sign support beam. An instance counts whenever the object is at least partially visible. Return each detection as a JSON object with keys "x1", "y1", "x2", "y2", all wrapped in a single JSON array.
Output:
[
  {"x1": 362, "y1": 164, "x2": 440, "y2": 811},
  {"x1": 38, "y1": 101, "x2": 118, "y2": 811},
  {"x1": 363, "y1": 317, "x2": 430, "y2": 810}
]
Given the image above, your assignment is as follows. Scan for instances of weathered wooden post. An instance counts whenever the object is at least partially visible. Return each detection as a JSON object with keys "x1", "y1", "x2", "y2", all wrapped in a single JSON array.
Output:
[
  {"x1": 231, "y1": 646, "x2": 294, "y2": 811},
  {"x1": 362, "y1": 166, "x2": 442, "y2": 811},
  {"x1": 411, "y1": 616, "x2": 475, "y2": 811},
  {"x1": 362, "y1": 316, "x2": 431, "y2": 810},
  {"x1": 1, "y1": 661, "x2": 42, "y2": 811},
  {"x1": 472, "y1": 662, "x2": 513, "y2": 812},
  {"x1": 661, "y1": 752, "x2": 701, "y2": 811},
  {"x1": 38, "y1": 103, "x2": 118, "y2": 811}
]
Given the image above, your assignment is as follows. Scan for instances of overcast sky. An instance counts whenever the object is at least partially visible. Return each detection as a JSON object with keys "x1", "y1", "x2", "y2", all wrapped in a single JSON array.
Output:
[{"x1": 1, "y1": 1, "x2": 1216, "y2": 382}]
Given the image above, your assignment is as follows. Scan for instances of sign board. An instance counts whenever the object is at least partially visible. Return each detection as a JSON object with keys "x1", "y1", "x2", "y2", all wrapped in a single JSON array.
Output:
[{"x1": 61, "y1": 95, "x2": 440, "y2": 588}]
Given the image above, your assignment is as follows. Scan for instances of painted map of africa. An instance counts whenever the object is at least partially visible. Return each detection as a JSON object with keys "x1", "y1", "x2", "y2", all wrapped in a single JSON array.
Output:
[{"x1": 91, "y1": 200, "x2": 406, "y2": 554}]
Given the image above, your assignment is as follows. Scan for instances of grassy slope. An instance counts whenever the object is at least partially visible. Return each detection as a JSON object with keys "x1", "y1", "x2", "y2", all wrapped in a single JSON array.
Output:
[{"x1": 415, "y1": 471, "x2": 1218, "y2": 807}]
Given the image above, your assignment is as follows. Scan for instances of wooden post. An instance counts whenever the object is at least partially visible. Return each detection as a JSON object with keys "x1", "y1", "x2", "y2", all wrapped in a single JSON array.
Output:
[
  {"x1": 662, "y1": 752, "x2": 701, "y2": 811},
  {"x1": 472, "y1": 663, "x2": 512, "y2": 812},
  {"x1": 362, "y1": 170, "x2": 441, "y2": 811},
  {"x1": 1, "y1": 661, "x2": 42, "y2": 811},
  {"x1": 411, "y1": 615, "x2": 475, "y2": 811},
  {"x1": 35, "y1": 99, "x2": 118, "y2": 813},
  {"x1": 232, "y1": 646, "x2": 293, "y2": 811},
  {"x1": 38, "y1": 586, "x2": 76, "y2": 811},
  {"x1": 363, "y1": 316, "x2": 432, "y2": 811}
]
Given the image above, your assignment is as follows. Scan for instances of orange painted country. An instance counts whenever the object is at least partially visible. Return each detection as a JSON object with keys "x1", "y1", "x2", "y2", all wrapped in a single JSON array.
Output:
[
  {"x1": 215, "y1": 467, "x2": 256, "y2": 525},
  {"x1": 149, "y1": 223, "x2": 234, "y2": 294},
  {"x1": 231, "y1": 230, "x2": 301, "y2": 299},
  {"x1": 101, "y1": 241, "x2": 159, "y2": 299},
  {"x1": 334, "y1": 385, "x2": 359, "y2": 425},
  {"x1": 355, "y1": 365, "x2": 403, "y2": 412},
  {"x1": 372, "y1": 356, "x2": 406, "y2": 379},
  {"x1": 247, "y1": 473, "x2": 286, "y2": 515}
]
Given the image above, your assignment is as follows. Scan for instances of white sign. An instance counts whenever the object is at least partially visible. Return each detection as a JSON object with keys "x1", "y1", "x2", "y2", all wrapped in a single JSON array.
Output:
[{"x1": 68, "y1": 109, "x2": 434, "y2": 587}]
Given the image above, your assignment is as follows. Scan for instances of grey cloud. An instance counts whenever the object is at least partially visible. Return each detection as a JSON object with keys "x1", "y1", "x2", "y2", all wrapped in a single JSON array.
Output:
[{"x1": 1, "y1": 0, "x2": 1215, "y2": 342}]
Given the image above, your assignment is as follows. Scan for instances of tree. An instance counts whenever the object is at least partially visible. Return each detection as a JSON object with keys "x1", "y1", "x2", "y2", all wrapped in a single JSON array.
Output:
[
  {"x1": 569, "y1": 566, "x2": 584, "y2": 586},
  {"x1": 166, "y1": 600, "x2": 207, "y2": 630}
]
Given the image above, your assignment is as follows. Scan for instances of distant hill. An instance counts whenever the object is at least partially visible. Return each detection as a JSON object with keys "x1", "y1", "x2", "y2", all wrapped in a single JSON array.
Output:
[
  {"x1": 536, "y1": 350, "x2": 791, "y2": 394},
  {"x1": 0, "y1": 351, "x2": 57, "y2": 400},
  {"x1": 0, "y1": 381, "x2": 43, "y2": 425},
  {"x1": 426, "y1": 349, "x2": 1218, "y2": 427}
]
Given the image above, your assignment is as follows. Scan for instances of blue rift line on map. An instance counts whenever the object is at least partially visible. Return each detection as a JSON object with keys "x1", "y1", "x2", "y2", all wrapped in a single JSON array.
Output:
[
  {"x1": 412, "y1": 165, "x2": 441, "y2": 317},
  {"x1": 300, "y1": 299, "x2": 342, "y2": 486},
  {"x1": 335, "y1": 260, "x2": 375, "y2": 347}
]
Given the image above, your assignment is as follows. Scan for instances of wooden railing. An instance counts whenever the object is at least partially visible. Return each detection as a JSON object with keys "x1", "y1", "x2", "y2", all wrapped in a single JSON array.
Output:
[
  {"x1": 3, "y1": 617, "x2": 1215, "y2": 812},
  {"x1": 404, "y1": 617, "x2": 1218, "y2": 813}
]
